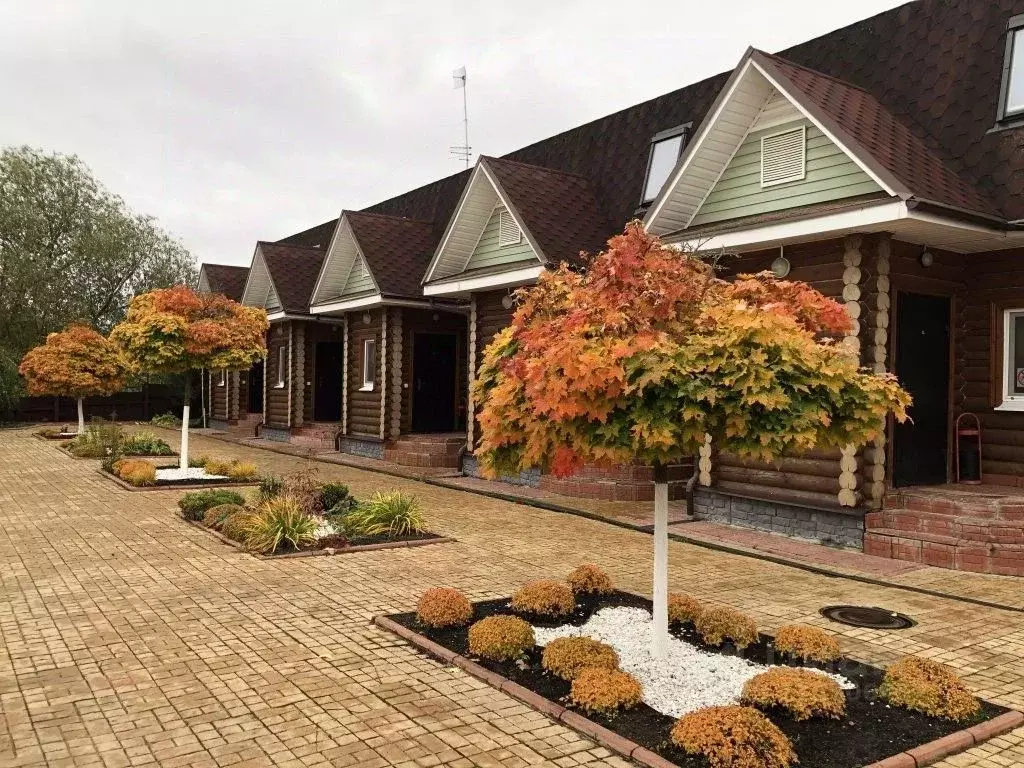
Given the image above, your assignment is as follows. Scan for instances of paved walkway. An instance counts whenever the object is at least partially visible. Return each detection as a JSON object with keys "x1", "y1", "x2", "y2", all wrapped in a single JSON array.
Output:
[{"x1": 2, "y1": 428, "x2": 1023, "y2": 767}]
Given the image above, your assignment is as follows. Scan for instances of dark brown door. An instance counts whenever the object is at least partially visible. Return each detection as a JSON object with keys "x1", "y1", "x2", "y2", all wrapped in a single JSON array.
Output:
[
  {"x1": 248, "y1": 360, "x2": 263, "y2": 414},
  {"x1": 893, "y1": 292, "x2": 950, "y2": 487},
  {"x1": 412, "y1": 333, "x2": 457, "y2": 433},
  {"x1": 313, "y1": 342, "x2": 343, "y2": 422}
]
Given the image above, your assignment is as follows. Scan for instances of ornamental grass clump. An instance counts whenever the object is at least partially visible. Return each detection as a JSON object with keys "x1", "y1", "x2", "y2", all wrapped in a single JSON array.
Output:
[
  {"x1": 121, "y1": 431, "x2": 173, "y2": 456},
  {"x1": 740, "y1": 668, "x2": 846, "y2": 721},
  {"x1": 671, "y1": 705, "x2": 797, "y2": 768},
  {"x1": 569, "y1": 668, "x2": 643, "y2": 715},
  {"x1": 344, "y1": 491, "x2": 426, "y2": 537},
  {"x1": 695, "y1": 606, "x2": 759, "y2": 650},
  {"x1": 416, "y1": 588, "x2": 473, "y2": 628},
  {"x1": 114, "y1": 458, "x2": 156, "y2": 486},
  {"x1": 541, "y1": 636, "x2": 619, "y2": 681},
  {"x1": 878, "y1": 656, "x2": 980, "y2": 721},
  {"x1": 668, "y1": 593, "x2": 704, "y2": 625},
  {"x1": 227, "y1": 461, "x2": 258, "y2": 481},
  {"x1": 202, "y1": 503, "x2": 245, "y2": 531},
  {"x1": 240, "y1": 497, "x2": 319, "y2": 555},
  {"x1": 773, "y1": 624, "x2": 842, "y2": 663},
  {"x1": 510, "y1": 580, "x2": 576, "y2": 617},
  {"x1": 467, "y1": 615, "x2": 535, "y2": 661},
  {"x1": 566, "y1": 564, "x2": 613, "y2": 595}
]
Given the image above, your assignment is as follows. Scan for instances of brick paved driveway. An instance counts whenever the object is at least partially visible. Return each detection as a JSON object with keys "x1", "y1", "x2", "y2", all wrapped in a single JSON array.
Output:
[{"x1": 1, "y1": 428, "x2": 1023, "y2": 767}]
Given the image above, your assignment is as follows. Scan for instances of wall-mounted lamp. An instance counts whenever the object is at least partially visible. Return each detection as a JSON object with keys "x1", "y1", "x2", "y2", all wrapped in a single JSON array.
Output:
[
  {"x1": 362, "y1": 312, "x2": 372, "y2": 325},
  {"x1": 770, "y1": 247, "x2": 791, "y2": 278},
  {"x1": 501, "y1": 294, "x2": 515, "y2": 310},
  {"x1": 919, "y1": 249, "x2": 934, "y2": 268}
]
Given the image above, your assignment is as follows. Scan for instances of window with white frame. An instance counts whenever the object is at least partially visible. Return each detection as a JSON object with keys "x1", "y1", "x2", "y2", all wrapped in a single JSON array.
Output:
[
  {"x1": 1000, "y1": 308, "x2": 1024, "y2": 410},
  {"x1": 641, "y1": 125, "x2": 689, "y2": 204},
  {"x1": 998, "y1": 15, "x2": 1024, "y2": 123},
  {"x1": 217, "y1": 369, "x2": 227, "y2": 387},
  {"x1": 360, "y1": 338, "x2": 376, "y2": 391},
  {"x1": 275, "y1": 345, "x2": 286, "y2": 388}
]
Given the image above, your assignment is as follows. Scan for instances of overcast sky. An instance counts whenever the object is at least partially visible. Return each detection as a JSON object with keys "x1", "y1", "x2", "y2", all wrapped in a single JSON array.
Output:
[{"x1": 0, "y1": 0, "x2": 908, "y2": 267}]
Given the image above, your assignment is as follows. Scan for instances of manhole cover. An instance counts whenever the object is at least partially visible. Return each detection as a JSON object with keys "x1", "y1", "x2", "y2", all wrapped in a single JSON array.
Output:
[{"x1": 819, "y1": 605, "x2": 916, "y2": 629}]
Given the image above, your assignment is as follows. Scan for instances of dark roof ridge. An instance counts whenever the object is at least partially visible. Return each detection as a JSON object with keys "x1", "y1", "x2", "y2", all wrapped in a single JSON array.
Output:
[
  {"x1": 753, "y1": 49, "x2": 877, "y2": 99},
  {"x1": 483, "y1": 154, "x2": 593, "y2": 183},
  {"x1": 343, "y1": 209, "x2": 434, "y2": 225},
  {"x1": 256, "y1": 240, "x2": 323, "y2": 252}
]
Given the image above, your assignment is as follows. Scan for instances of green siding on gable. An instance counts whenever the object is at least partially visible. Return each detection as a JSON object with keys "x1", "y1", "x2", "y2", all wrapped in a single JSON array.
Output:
[
  {"x1": 465, "y1": 206, "x2": 538, "y2": 272},
  {"x1": 690, "y1": 120, "x2": 882, "y2": 227},
  {"x1": 340, "y1": 256, "x2": 375, "y2": 297}
]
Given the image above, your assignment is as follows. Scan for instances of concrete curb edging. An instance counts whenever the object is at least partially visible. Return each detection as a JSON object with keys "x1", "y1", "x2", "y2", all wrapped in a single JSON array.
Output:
[
  {"x1": 59, "y1": 445, "x2": 179, "y2": 460},
  {"x1": 185, "y1": 519, "x2": 455, "y2": 559},
  {"x1": 372, "y1": 614, "x2": 1024, "y2": 768}
]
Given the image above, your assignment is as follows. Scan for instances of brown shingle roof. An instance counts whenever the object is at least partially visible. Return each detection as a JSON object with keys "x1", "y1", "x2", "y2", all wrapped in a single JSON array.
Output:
[
  {"x1": 344, "y1": 212, "x2": 437, "y2": 299},
  {"x1": 200, "y1": 264, "x2": 249, "y2": 302},
  {"x1": 258, "y1": 242, "x2": 325, "y2": 315},
  {"x1": 482, "y1": 157, "x2": 613, "y2": 266}
]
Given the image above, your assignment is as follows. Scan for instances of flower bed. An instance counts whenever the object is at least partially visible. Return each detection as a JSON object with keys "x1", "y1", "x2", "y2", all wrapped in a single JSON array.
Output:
[
  {"x1": 381, "y1": 582, "x2": 1014, "y2": 768},
  {"x1": 35, "y1": 428, "x2": 77, "y2": 440},
  {"x1": 99, "y1": 455, "x2": 263, "y2": 490}
]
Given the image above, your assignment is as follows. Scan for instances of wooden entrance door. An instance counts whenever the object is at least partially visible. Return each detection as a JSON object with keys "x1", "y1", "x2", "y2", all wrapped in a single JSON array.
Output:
[
  {"x1": 892, "y1": 292, "x2": 951, "y2": 487},
  {"x1": 313, "y1": 342, "x2": 343, "y2": 422},
  {"x1": 412, "y1": 333, "x2": 458, "y2": 433}
]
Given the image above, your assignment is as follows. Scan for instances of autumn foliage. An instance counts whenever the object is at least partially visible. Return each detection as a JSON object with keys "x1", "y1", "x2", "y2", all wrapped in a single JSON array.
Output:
[
  {"x1": 111, "y1": 285, "x2": 268, "y2": 375},
  {"x1": 19, "y1": 324, "x2": 125, "y2": 399},
  {"x1": 473, "y1": 222, "x2": 910, "y2": 479}
]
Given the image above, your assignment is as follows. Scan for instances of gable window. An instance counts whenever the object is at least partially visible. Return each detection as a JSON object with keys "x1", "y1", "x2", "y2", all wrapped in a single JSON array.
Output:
[
  {"x1": 999, "y1": 308, "x2": 1024, "y2": 410},
  {"x1": 998, "y1": 15, "x2": 1024, "y2": 123},
  {"x1": 641, "y1": 125, "x2": 689, "y2": 204},
  {"x1": 360, "y1": 338, "x2": 376, "y2": 391},
  {"x1": 275, "y1": 345, "x2": 286, "y2": 388},
  {"x1": 761, "y1": 126, "x2": 806, "y2": 187},
  {"x1": 497, "y1": 208, "x2": 521, "y2": 247}
]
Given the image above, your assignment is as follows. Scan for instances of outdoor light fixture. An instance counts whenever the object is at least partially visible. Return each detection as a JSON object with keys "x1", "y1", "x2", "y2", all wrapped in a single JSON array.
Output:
[
  {"x1": 920, "y1": 249, "x2": 934, "y2": 267},
  {"x1": 362, "y1": 312, "x2": 371, "y2": 325},
  {"x1": 770, "y1": 247, "x2": 791, "y2": 278},
  {"x1": 501, "y1": 294, "x2": 515, "y2": 310}
]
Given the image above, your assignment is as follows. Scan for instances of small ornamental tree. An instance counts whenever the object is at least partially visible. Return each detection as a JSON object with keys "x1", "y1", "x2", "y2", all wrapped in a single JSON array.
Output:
[
  {"x1": 474, "y1": 222, "x2": 910, "y2": 655},
  {"x1": 18, "y1": 324, "x2": 126, "y2": 434},
  {"x1": 111, "y1": 286, "x2": 268, "y2": 469}
]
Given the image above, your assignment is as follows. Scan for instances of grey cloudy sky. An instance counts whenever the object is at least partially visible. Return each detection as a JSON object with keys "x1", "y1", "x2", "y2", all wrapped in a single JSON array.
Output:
[{"x1": 0, "y1": 0, "x2": 907, "y2": 268}]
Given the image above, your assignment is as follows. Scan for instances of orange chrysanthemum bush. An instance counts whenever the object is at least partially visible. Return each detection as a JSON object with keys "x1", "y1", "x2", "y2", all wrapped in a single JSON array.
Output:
[
  {"x1": 878, "y1": 657, "x2": 980, "y2": 721},
  {"x1": 416, "y1": 588, "x2": 474, "y2": 628},
  {"x1": 569, "y1": 667, "x2": 644, "y2": 715},
  {"x1": 740, "y1": 668, "x2": 846, "y2": 721},
  {"x1": 472, "y1": 221, "x2": 909, "y2": 484},
  {"x1": 467, "y1": 616, "x2": 535, "y2": 661},
  {"x1": 541, "y1": 636, "x2": 619, "y2": 681},
  {"x1": 566, "y1": 564, "x2": 613, "y2": 595},
  {"x1": 113, "y1": 458, "x2": 156, "y2": 487},
  {"x1": 510, "y1": 580, "x2": 576, "y2": 617},
  {"x1": 695, "y1": 607, "x2": 759, "y2": 650},
  {"x1": 773, "y1": 624, "x2": 842, "y2": 663},
  {"x1": 667, "y1": 593, "x2": 704, "y2": 625},
  {"x1": 671, "y1": 705, "x2": 797, "y2": 768}
]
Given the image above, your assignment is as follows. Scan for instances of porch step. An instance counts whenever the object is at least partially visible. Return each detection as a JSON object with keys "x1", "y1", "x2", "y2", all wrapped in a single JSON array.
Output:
[
  {"x1": 884, "y1": 488, "x2": 1024, "y2": 520},
  {"x1": 539, "y1": 461, "x2": 693, "y2": 502},
  {"x1": 867, "y1": 509, "x2": 1024, "y2": 542},
  {"x1": 864, "y1": 527, "x2": 1024, "y2": 575},
  {"x1": 384, "y1": 434, "x2": 466, "y2": 469},
  {"x1": 289, "y1": 422, "x2": 342, "y2": 451}
]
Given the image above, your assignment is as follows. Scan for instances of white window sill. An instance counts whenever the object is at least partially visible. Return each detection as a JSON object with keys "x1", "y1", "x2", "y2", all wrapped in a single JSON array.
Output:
[
  {"x1": 358, "y1": 384, "x2": 375, "y2": 392},
  {"x1": 995, "y1": 400, "x2": 1024, "y2": 412},
  {"x1": 273, "y1": 383, "x2": 286, "y2": 389}
]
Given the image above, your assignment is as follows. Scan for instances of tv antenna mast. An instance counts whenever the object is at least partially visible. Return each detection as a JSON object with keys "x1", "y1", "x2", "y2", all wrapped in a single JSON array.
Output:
[{"x1": 450, "y1": 66, "x2": 471, "y2": 167}]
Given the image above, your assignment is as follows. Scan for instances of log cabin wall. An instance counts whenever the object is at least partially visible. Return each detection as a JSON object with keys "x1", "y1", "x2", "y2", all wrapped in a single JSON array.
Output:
[
  {"x1": 346, "y1": 309, "x2": 383, "y2": 438},
  {"x1": 400, "y1": 308, "x2": 468, "y2": 435},
  {"x1": 211, "y1": 371, "x2": 228, "y2": 420},
  {"x1": 265, "y1": 322, "x2": 292, "y2": 429},
  {"x1": 468, "y1": 289, "x2": 516, "y2": 449},
  {"x1": 237, "y1": 370, "x2": 249, "y2": 417},
  {"x1": 953, "y1": 246, "x2": 1024, "y2": 484}
]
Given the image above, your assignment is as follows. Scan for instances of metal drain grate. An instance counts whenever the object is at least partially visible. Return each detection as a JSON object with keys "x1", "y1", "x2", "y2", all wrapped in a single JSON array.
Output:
[{"x1": 819, "y1": 605, "x2": 916, "y2": 629}]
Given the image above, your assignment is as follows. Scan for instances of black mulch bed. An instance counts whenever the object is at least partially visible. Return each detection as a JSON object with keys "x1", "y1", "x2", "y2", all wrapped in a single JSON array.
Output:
[
  {"x1": 305, "y1": 531, "x2": 443, "y2": 550},
  {"x1": 389, "y1": 590, "x2": 1005, "y2": 768}
]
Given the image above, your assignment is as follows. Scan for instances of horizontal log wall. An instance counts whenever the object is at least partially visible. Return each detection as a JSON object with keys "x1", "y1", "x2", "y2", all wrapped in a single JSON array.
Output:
[
  {"x1": 211, "y1": 372, "x2": 228, "y2": 420},
  {"x1": 347, "y1": 309, "x2": 383, "y2": 437},
  {"x1": 265, "y1": 322, "x2": 291, "y2": 428},
  {"x1": 470, "y1": 289, "x2": 517, "y2": 449}
]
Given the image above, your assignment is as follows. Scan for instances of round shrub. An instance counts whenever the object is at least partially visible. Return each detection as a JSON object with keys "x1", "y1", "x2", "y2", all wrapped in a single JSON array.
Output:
[
  {"x1": 416, "y1": 588, "x2": 473, "y2": 628},
  {"x1": 566, "y1": 564, "x2": 613, "y2": 595},
  {"x1": 220, "y1": 509, "x2": 255, "y2": 542},
  {"x1": 773, "y1": 625, "x2": 841, "y2": 663},
  {"x1": 178, "y1": 489, "x2": 246, "y2": 521},
  {"x1": 740, "y1": 668, "x2": 846, "y2": 721},
  {"x1": 878, "y1": 656, "x2": 979, "y2": 721},
  {"x1": 569, "y1": 668, "x2": 643, "y2": 715},
  {"x1": 467, "y1": 615, "x2": 535, "y2": 661},
  {"x1": 695, "y1": 606, "x2": 758, "y2": 650},
  {"x1": 668, "y1": 593, "x2": 704, "y2": 625},
  {"x1": 115, "y1": 458, "x2": 156, "y2": 487},
  {"x1": 542, "y1": 637, "x2": 619, "y2": 681},
  {"x1": 510, "y1": 580, "x2": 575, "y2": 617},
  {"x1": 202, "y1": 503, "x2": 245, "y2": 531},
  {"x1": 671, "y1": 705, "x2": 797, "y2": 768},
  {"x1": 241, "y1": 497, "x2": 319, "y2": 554}
]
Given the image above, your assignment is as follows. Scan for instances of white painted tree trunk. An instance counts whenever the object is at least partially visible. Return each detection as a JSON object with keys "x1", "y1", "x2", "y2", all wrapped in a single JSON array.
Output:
[
  {"x1": 179, "y1": 404, "x2": 190, "y2": 470},
  {"x1": 77, "y1": 398, "x2": 85, "y2": 435},
  {"x1": 652, "y1": 466, "x2": 669, "y2": 658}
]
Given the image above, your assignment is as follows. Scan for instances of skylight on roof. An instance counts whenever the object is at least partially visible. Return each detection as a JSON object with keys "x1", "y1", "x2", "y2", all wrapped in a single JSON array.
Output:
[{"x1": 641, "y1": 125, "x2": 689, "y2": 204}]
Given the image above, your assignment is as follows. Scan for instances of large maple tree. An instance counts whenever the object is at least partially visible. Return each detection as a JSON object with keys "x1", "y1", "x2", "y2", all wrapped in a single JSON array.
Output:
[
  {"x1": 19, "y1": 324, "x2": 126, "y2": 434},
  {"x1": 473, "y1": 222, "x2": 910, "y2": 653},
  {"x1": 111, "y1": 286, "x2": 268, "y2": 468}
]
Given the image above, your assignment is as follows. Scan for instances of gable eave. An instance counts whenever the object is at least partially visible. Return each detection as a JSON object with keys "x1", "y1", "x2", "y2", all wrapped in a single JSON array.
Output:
[{"x1": 240, "y1": 244, "x2": 282, "y2": 311}]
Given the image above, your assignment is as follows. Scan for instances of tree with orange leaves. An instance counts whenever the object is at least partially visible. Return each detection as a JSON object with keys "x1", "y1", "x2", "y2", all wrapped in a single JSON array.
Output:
[
  {"x1": 111, "y1": 286, "x2": 268, "y2": 468},
  {"x1": 19, "y1": 324, "x2": 127, "y2": 434},
  {"x1": 473, "y1": 222, "x2": 910, "y2": 654}
]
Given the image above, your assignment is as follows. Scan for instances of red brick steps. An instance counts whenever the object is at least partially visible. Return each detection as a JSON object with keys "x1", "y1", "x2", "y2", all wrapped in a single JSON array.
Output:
[
  {"x1": 384, "y1": 434, "x2": 465, "y2": 469},
  {"x1": 539, "y1": 461, "x2": 692, "y2": 502}
]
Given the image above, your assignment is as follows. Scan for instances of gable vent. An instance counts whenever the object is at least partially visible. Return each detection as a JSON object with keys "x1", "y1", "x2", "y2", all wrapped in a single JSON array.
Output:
[
  {"x1": 761, "y1": 126, "x2": 806, "y2": 187},
  {"x1": 497, "y1": 208, "x2": 522, "y2": 247}
]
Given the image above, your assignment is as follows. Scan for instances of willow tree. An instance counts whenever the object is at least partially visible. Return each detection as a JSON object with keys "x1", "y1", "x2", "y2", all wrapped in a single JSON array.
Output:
[
  {"x1": 111, "y1": 286, "x2": 268, "y2": 469},
  {"x1": 473, "y1": 222, "x2": 910, "y2": 655},
  {"x1": 18, "y1": 324, "x2": 126, "y2": 434}
]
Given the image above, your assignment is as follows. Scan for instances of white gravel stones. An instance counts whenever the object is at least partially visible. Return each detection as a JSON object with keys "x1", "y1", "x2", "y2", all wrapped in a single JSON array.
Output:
[
  {"x1": 155, "y1": 467, "x2": 228, "y2": 482},
  {"x1": 533, "y1": 606, "x2": 852, "y2": 718}
]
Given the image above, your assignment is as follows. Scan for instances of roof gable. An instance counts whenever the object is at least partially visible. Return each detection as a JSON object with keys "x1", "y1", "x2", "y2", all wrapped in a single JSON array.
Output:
[
  {"x1": 198, "y1": 264, "x2": 249, "y2": 302},
  {"x1": 240, "y1": 247, "x2": 281, "y2": 311},
  {"x1": 242, "y1": 242, "x2": 323, "y2": 315}
]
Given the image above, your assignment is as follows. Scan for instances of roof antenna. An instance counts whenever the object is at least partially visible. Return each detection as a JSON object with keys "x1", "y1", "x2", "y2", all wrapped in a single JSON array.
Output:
[{"x1": 450, "y1": 66, "x2": 471, "y2": 168}]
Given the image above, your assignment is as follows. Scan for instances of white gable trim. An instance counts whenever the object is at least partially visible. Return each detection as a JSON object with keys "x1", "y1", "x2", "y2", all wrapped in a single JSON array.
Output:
[
  {"x1": 239, "y1": 245, "x2": 281, "y2": 311},
  {"x1": 197, "y1": 267, "x2": 211, "y2": 293},
  {"x1": 310, "y1": 215, "x2": 381, "y2": 307},
  {"x1": 423, "y1": 264, "x2": 544, "y2": 297},
  {"x1": 424, "y1": 160, "x2": 544, "y2": 284}
]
